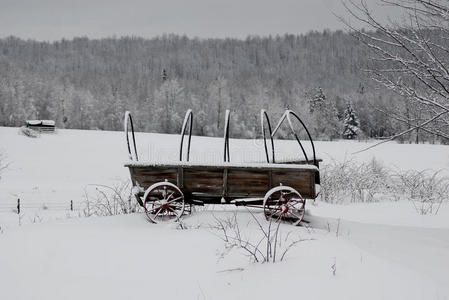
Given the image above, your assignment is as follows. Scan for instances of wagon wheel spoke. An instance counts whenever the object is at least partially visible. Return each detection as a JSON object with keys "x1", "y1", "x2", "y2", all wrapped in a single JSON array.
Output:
[
  {"x1": 147, "y1": 205, "x2": 163, "y2": 214},
  {"x1": 287, "y1": 197, "x2": 304, "y2": 204},
  {"x1": 286, "y1": 204, "x2": 305, "y2": 223},
  {"x1": 169, "y1": 201, "x2": 184, "y2": 209},
  {"x1": 166, "y1": 196, "x2": 183, "y2": 204},
  {"x1": 152, "y1": 207, "x2": 163, "y2": 219},
  {"x1": 287, "y1": 210, "x2": 303, "y2": 220},
  {"x1": 163, "y1": 186, "x2": 168, "y2": 199},
  {"x1": 166, "y1": 191, "x2": 175, "y2": 201},
  {"x1": 267, "y1": 211, "x2": 283, "y2": 223},
  {"x1": 167, "y1": 206, "x2": 181, "y2": 217},
  {"x1": 286, "y1": 201, "x2": 302, "y2": 210},
  {"x1": 169, "y1": 205, "x2": 184, "y2": 213},
  {"x1": 265, "y1": 198, "x2": 282, "y2": 206}
]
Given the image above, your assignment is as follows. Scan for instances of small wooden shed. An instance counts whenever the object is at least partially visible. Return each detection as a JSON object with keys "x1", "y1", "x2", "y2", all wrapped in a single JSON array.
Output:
[{"x1": 25, "y1": 120, "x2": 56, "y2": 132}]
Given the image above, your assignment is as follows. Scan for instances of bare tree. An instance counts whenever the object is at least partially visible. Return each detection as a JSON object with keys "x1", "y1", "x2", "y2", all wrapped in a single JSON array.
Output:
[{"x1": 341, "y1": 0, "x2": 449, "y2": 146}]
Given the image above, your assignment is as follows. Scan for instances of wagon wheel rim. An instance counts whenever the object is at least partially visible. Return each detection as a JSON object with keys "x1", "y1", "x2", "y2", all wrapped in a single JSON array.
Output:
[
  {"x1": 263, "y1": 187, "x2": 305, "y2": 226},
  {"x1": 143, "y1": 183, "x2": 185, "y2": 223}
]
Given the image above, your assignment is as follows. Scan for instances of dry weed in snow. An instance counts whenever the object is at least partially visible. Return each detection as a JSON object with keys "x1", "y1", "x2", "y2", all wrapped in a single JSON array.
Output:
[
  {"x1": 393, "y1": 170, "x2": 449, "y2": 215},
  {"x1": 210, "y1": 210, "x2": 313, "y2": 263},
  {"x1": 83, "y1": 181, "x2": 142, "y2": 217}
]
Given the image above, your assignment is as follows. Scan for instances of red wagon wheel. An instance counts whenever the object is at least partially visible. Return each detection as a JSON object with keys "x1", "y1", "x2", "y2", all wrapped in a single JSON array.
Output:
[
  {"x1": 143, "y1": 181, "x2": 185, "y2": 223},
  {"x1": 263, "y1": 185, "x2": 305, "y2": 226}
]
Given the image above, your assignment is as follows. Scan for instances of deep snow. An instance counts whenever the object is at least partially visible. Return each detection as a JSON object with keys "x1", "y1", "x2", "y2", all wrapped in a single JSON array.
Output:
[
  {"x1": 0, "y1": 212, "x2": 447, "y2": 300},
  {"x1": 1, "y1": 126, "x2": 449, "y2": 299}
]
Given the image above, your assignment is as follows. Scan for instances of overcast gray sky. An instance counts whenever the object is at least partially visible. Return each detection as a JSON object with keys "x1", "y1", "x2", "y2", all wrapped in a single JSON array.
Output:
[{"x1": 0, "y1": 0, "x2": 400, "y2": 41}]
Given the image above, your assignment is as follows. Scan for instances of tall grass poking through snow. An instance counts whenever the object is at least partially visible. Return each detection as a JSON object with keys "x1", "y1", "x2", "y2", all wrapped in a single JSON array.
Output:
[
  {"x1": 83, "y1": 181, "x2": 142, "y2": 217},
  {"x1": 210, "y1": 210, "x2": 313, "y2": 263},
  {"x1": 320, "y1": 159, "x2": 449, "y2": 215}
]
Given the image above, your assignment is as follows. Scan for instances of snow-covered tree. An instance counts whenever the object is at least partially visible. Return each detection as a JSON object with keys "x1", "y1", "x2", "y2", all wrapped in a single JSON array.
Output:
[
  {"x1": 207, "y1": 77, "x2": 230, "y2": 134},
  {"x1": 153, "y1": 79, "x2": 184, "y2": 133},
  {"x1": 307, "y1": 87, "x2": 341, "y2": 140},
  {"x1": 309, "y1": 87, "x2": 326, "y2": 113},
  {"x1": 342, "y1": 102, "x2": 359, "y2": 139}
]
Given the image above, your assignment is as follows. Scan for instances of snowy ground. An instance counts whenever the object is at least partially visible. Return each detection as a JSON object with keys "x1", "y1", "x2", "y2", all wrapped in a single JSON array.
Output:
[{"x1": 1, "y1": 126, "x2": 449, "y2": 299}]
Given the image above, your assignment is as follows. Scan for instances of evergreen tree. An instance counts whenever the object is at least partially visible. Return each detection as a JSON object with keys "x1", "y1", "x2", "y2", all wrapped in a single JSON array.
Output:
[
  {"x1": 309, "y1": 87, "x2": 326, "y2": 113},
  {"x1": 342, "y1": 102, "x2": 359, "y2": 139}
]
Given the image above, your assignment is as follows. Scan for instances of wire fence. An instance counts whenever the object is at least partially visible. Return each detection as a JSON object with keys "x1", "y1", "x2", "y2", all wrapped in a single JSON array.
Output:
[
  {"x1": 0, "y1": 182, "x2": 139, "y2": 217},
  {"x1": 0, "y1": 199, "x2": 85, "y2": 213}
]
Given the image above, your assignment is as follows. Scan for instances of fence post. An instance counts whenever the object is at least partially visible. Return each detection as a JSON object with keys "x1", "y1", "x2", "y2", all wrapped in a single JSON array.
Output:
[
  {"x1": 70, "y1": 200, "x2": 73, "y2": 211},
  {"x1": 17, "y1": 198, "x2": 20, "y2": 214}
]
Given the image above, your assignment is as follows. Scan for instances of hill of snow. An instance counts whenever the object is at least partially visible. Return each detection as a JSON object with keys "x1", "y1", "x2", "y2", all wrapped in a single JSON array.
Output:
[{"x1": 0, "y1": 126, "x2": 449, "y2": 299}]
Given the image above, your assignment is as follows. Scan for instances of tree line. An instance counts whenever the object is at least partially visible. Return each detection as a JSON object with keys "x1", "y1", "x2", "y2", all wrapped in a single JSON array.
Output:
[{"x1": 0, "y1": 31, "x2": 444, "y2": 142}]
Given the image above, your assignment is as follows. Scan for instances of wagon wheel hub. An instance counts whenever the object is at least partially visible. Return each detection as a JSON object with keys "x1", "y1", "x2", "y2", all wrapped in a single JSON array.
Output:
[
  {"x1": 159, "y1": 199, "x2": 169, "y2": 209},
  {"x1": 280, "y1": 205, "x2": 289, "y2": 214}
]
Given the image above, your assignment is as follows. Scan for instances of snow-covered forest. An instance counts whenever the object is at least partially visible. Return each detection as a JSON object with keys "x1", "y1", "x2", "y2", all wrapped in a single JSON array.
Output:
[{"x1": 1, "y1": 31, "x2": 444, "y2": 142}]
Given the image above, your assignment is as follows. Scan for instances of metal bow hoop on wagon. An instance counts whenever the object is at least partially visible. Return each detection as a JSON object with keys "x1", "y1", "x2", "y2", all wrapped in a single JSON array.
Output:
[
  {"x1": 261, "y1": 109, "x2": 275, "y2": 163},
  {"x1": 274, "y1": 109, "x2": 317, "y2": 166},
  {"x1": 224, "y1": 109, "x2": 231, "y2": 162},
  {"x1": 179, "y1": 109, "x2": 193, "y2": 162},
  {"x1": 124, "y1": 111, "x2": 138, "y2": 161},
  {"x1": 178, "y1": 109, "x2": 194, "y2": 214},
  {"x1": 267, "y1": 109, "x2": 320, "y2": 184}
]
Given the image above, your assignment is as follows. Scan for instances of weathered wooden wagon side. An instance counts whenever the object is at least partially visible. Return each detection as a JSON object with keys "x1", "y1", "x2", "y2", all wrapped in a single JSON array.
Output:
[
  {"x1": 126, "y1": 161, "x2": 318, "y2": 203},
  {"x1": 124, "y1": 109, "x2": 321, "y2": 225}
]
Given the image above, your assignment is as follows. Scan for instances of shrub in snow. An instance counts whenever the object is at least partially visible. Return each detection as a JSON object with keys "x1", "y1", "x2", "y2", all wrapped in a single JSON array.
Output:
[
  {"x1": 393, "y1": 170, "x2": 449, "y2": 215},
  {"x1": 211, "y1": 210, "x2": 313, "y2": 263},
  {"x1": 83, "y1": 181, "x2": 142, "y2": 217},
  {"x1": 321, "y1": 158, "x2": 449, "y2": 215},
  {"x1": 320, "y1": 158, "x2": 389, "y2": 204}
]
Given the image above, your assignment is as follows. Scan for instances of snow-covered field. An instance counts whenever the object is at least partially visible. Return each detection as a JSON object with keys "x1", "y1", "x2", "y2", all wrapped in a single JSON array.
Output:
[{"x1": 1, "y1": 126, "x2": 449, "y2": 299}]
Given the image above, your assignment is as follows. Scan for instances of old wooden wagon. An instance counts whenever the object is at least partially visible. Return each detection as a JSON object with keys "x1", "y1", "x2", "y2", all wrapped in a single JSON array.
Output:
[{"x1": 124, "y1": 109, "x2": 321, "y2": 225}]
